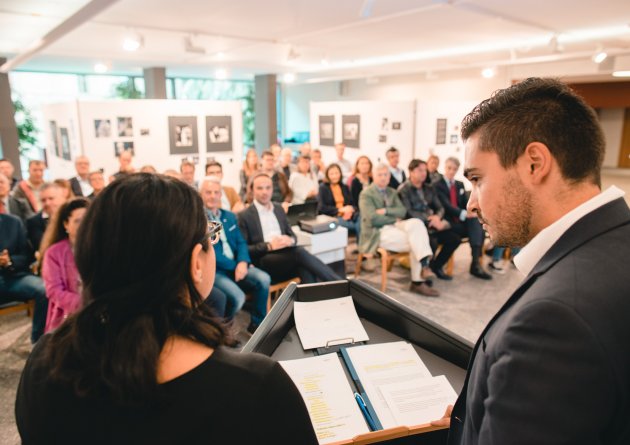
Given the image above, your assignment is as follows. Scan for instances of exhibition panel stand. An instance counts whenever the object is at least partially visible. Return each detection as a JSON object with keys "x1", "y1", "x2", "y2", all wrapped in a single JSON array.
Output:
[{"x1": 243, "y1": 279, "x2": 472, "y2": 444}]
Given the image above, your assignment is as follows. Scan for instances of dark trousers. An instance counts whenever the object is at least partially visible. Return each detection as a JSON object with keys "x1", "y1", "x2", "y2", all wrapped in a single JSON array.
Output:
[
  {"x1": 429, "y1": 229, "x2": 461, "y2": 269},
  {"x1": 257, "y1": 246, "x2": 341, "y2": 284},
  {"x1": 450, "y1": 217, "x2": 485, "y2": 265},
  {"x1": 0, "y1": 273, "x2": 48, "y2": 343}
]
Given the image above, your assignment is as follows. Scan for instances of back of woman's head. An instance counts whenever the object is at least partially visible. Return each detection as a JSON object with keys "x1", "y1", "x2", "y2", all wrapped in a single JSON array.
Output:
[{"x1": 47, "y1": 173, "x2": 226, "y2": 404}]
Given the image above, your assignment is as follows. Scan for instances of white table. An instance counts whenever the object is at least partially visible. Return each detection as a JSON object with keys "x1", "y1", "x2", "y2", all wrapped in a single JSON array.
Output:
[{"x1": 292, "y1": 225, "x2": 348, "y2": 265}]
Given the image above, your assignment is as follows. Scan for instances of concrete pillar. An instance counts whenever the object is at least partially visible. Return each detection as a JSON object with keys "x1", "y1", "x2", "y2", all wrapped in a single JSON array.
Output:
[
  {"x1": 0, "y1": 58, "x2": 21, "y2": 177},
  {"x1": 254, "y1": 74, "x2": 277, "y2": 152},
  {"x1": 143, "y1": 67, "x2": 167, "y2": 99}
]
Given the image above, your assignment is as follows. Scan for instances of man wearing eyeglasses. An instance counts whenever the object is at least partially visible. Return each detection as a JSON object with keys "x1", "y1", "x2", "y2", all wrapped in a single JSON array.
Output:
[{"x1": 200, "y1": 176, "x2": 271, "y2": 334}]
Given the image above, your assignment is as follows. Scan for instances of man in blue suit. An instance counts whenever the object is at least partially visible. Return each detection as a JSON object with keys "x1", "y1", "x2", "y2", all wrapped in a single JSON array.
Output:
[
  {"x1": 435, "y1": 78, "x2": 630, "y2": 445},
  {"x1": 0, "y1": 213, "x2": 47, "y2": 343},
  {"x1": 200, "y1": 176, "x2": 270, "y2": 334}
]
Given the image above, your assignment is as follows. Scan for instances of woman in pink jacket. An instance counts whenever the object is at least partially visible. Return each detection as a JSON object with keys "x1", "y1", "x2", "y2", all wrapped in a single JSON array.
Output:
[{"x1": 40, "y1": 198, "x2": 89, "y2": 333}]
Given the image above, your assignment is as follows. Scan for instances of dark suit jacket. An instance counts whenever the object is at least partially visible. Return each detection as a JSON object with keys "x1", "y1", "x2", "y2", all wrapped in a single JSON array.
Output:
[
  {"x1": 448, "y1": 197, "x2": 630, "y2": 445},
  {"x1": 8, "y1": 196, "x2": 34, "y2": 224},
  {"x1": 317, "y1": 182, "x2": 354, "y2": 217},
  {"x1": 211, "y1": 209, "x2": 251, "y2": 274},
  {"x1": 237, "y1": 202, "x2": 296, "y2": 263},
  {"x1": 26, "y1": 213, "x2": 48, "y2": 252},
  {"x1": 0, "y1": 214, "x2": 32, "y2": 276},
  {"x1": 434, "y1": 178, "x2": 467, "y2": 223},
  {"x1": 388, "y1": 169, "x2": 406, "y2": 190},
  {"x1": 69, "y1": 177, "x2": 84, "y2": 197}
]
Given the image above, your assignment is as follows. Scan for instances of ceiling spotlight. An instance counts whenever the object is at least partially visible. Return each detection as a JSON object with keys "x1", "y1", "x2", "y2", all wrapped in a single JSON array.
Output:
[
  {"x1": 184, "y1": 36, "x2": 206, "y2": 54},
  {"x1": 216, "y1": 52, "x2": 225, "y2": 60},
  {"x1": 481, "y1": 67, "x2": 495, "y2": 78},
  {"x1": 612, "y1": 70, "x2": 630, "y2": 78},
  {"x1": 94, "y1": 62, "x2": 108, "y2": 73},
  {"x1": 592, "y1": 51, "x2": 608, "y2": 64},
  {"x1": 122, "y1": 32, "x2": 143, "y2": 52},
  {"x1": 321, "y1": 58, "x2": 329, "y2": 66},
  {"x1": 215, "y1": 68, "x2": 227, "y2": 80},
  {"x1": 282, "y1": 73, "x2": 296, "y2": 83}
]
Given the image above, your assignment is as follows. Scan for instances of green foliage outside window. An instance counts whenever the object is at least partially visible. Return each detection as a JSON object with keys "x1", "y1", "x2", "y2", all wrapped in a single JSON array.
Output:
[{"x1": 13, "y1": 97, "x2": 39, "y2": 156}]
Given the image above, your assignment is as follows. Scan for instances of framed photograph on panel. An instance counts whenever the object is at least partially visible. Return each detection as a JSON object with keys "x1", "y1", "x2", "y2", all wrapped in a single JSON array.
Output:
[
  {"x1": 168, "y1": 116, "x2": 198, "y2": 155},
  {"x1": 94, "y1": 119, "x2": 111, "y2": 138},
  {"x1": 205, "y1": 116, "x2": 232, "y2": 152},
  {"x1": 319, "y1": 115, "x2": 334, "y2": 146},
  {"x1": 436, "y1": 118, "x2": 447, "y2": 145},
  {"x1": 117, "y1": 117, "x2": 133, "y2": 137},
  {"x1": 342, "y1": 114, "x2": 360, "y2": 148},
  {"x1": 49, "y1": 121, "x2": 60, "y2": 158},
  {"x1": 114, "y1": 141, "x2": 135, "y2": 157},
  {"x1": 59, "y1": 127, "x2": 71, "y2": 161}
]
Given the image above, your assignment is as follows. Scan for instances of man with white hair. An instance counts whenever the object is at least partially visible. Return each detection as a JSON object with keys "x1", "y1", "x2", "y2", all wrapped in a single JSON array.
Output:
[
  {"x1": 69, "y1": 156, "x2": 93, "y2": 197},
  {"x1": 359, "y1": 163, "x2": 439, "y2": 297}
]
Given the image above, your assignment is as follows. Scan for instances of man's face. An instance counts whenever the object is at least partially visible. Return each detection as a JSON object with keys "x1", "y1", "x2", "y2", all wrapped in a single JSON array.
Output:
[
  {"x1": 252, "y1": 176, "x2": 273, "y2": 205},
  {"x1": 312, "y1": 151, "x2": 321, "y2": 162},
  {"x1": 297, "y1": 157, "x2": 310, "y2": 173},
  {"x1": 444, "y1": 160, "x2": 458, "y2": 181},
  {"x1": 280, "y1": 151, "x2": 292, "y2": 167},
  {"x1": 427, "y1": 157, "x2": 439, "y2": 173},
  {"x1": 75, "y1": 157, "x2": 90, "y2": 176},
  {"x1": 200, "y1": 181, "x2": 222, "y2": 211},
  {"x1": 335, "y1": 144, "x2": 345, "y2": 159},
  {"x1": 465, "y1": 134, "x2": 533, "y2": 247},
  {"x1": 262, "y1": 154, "x2": 275, "y2": 171},
  {"x1": 119, "y1": 152, "x2": 132, "y2": 167},
  {"x1": 40, "y1": 187, "x2": 64, "y2": 215},
  {"x1": 181, "y1": 165, "x2": 195, "y2": 183},
  {"x1": 29, "y1": 163, "x2": 45, "y2": 182},
  {"x1": 409, "y1": 164, "x2": 427, "y2": 185},
  {"x1": 205, "y1": 165, "x2": 223, "y2": 179},
  {"x1": 373, "y1": 168, "x2": 390, "y2": 189},
  {"x1": 89, "y1": 173, "x2": 105, "y2": 191},
  {"x1": 0, "y1": 161, "x2": 14, "y2": 178},
  {"x1": 386, "y1": 150, "x2": 399, "y2": 168},
  {"x1": 0, "y1": 175, "x2": 9, "y2": 197}
]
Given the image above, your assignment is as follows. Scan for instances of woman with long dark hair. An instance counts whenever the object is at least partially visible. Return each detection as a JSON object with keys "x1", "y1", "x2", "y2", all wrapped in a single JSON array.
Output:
[
  {"x1": 16, "y1": 174, "x2": 317, "y2": 445},
  {"x1": 40, "y1": 198, "x2": 89, "y2": 333}
]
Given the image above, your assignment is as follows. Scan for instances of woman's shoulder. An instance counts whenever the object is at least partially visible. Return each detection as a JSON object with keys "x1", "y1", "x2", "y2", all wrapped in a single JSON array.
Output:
[{"x1": 45, "y1": 239, "x2": 72, "y2": 258}]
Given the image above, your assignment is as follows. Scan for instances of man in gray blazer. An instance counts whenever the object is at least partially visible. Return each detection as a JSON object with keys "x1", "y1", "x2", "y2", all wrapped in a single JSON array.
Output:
[{"x1": 436, "y1": 78, "x2": 630, "y2": 445}]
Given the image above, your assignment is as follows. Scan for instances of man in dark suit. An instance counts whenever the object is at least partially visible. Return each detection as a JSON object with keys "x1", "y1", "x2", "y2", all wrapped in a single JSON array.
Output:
[
  {"x1": 435, "y1": 78, "x2": 630, "y2": 445},
  {"x1": 68, "y1": 156, "x2": 93, "y2": 197},
  {"x1": 386, "y1": 147, "x2": 406, "y2": 189},
  {"x1": 26, "y1": 183, "x2": 64, "y2": 252},
  {"x1": 434, "y1": 157, "x2": 491, "y2": 280},
  {"x1": 0, "y1": 214, "x2": 48, "y2": 343},
  {"x1": 238, "y1": 173, "x2": 340, "y2": 284},
  {"x1": 1, "y1": 173, "x2": 33, "y2": 223}
]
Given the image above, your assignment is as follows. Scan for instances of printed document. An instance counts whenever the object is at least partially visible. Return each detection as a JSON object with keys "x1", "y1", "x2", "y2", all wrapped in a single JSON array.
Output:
[
  {"x1": 380, "y1": 375, "x2": 457, "y2": 427},
  {"x1": 344, "y1": 341, "x2": 431, "y2": 428},
  {"x1": 280, "y1": 354, "x2": 370, "y2": 444},
  {"x1": 293, "y1": 296, "x2": 369, "y2": 350}
]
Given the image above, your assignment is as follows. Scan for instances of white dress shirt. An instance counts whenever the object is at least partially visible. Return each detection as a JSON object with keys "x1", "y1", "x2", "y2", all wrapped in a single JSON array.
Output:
[
  {"x1": 514, "y1": 186, "x2": 625, "y2": 276},
  {"x1": 76, "y1": 176, "x2": 93, "y2": 197},
  {"x1": 253, "y1": 200, "x2": 282, "y2": 243}
]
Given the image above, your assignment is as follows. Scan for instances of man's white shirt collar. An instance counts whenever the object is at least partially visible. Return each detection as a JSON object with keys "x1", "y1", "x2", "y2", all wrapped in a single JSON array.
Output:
[
  {"x1": 253, "y1": 199, "x2": 273, "y2": 213},
  {"x1": 514, "y1": 186, "x2": 625, "y2": 276}
]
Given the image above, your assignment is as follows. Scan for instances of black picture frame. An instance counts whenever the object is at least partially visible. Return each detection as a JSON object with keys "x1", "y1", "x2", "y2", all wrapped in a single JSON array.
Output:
[
  {"x1": 436, "y1": 118, "x2": 447, "y2": 145},
  {"x1": 114, "y1": 141, "x2": 135, "y2": 157},
  {"x1": 342, "y1": 114, "x2": 360, "y2": 148},
  {"x1": 205, "y1": 115, "x2": 233, "y2": 152},
  {"x1": 59, "y1": 127, "x2": 71, "y2": 161},
  {"x1": 49, "y1": 121, "x2": 60, "y2": 158},
  {"x1": 168, "y1": 116, "x2": 199, "y2": 155},
  {"x1": 117, "y1": 117, "x2": 133, "y2": 137},
  {"x1": 94, "y1": 119, "x2": 112, "y2": 138},
  {"x1": 318, "y1": 115, "x2": 335, "y2": 146}
]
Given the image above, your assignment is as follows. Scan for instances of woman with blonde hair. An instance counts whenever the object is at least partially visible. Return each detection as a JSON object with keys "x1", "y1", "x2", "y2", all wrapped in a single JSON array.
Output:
[{"x1": 239, "y1": 148, "x2": 259, "y2": 200}]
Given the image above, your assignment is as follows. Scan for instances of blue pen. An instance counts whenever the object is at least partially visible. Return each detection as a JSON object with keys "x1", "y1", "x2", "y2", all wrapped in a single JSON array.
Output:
[{"x1": 354, "y1": 392, "x2": 377, "y2": 431}]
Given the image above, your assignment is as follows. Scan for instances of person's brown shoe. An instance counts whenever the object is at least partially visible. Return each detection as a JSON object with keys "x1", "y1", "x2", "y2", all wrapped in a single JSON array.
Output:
[{"x1": 409, "y1": 281, "x2": 440, "y2": 297}]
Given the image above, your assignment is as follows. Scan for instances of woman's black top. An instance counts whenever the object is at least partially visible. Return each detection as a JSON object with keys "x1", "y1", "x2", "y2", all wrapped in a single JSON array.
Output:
[
  {"x1": 350, "y1": 176, "x2": 372, "y2": 211},
  {"x1": 317, "y1": 182, "x2": 354, "y2": 217},
  {"x1": 16, "y1": 336, "x2": 318, "y2": 445}
]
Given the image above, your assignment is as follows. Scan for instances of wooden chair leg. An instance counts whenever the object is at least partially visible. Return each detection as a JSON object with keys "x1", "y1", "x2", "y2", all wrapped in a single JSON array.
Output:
[
  {"x1": 379, "y1": 250, "x2": 389, "y2": 292},
  {"x1": 355, "y1": 253, "x2": 364, "y2": 277},
  {"x1": 446, "y1": 255, "x2": 455, "y2": 276}
]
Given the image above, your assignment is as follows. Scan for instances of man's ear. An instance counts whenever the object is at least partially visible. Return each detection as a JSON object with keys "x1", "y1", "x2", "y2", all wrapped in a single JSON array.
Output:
[
  {"x1": 189, "y1": 243, "x2": 203, "y2": 285},
  {"x1": 521, "y1": 142, "x2": 552, "y2": 185}
]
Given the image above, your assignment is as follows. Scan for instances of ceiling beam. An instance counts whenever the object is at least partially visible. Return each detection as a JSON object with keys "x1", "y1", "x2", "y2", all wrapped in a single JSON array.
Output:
[{"x1": 0, "y1": 0, "x2": 120, "y2": 73}]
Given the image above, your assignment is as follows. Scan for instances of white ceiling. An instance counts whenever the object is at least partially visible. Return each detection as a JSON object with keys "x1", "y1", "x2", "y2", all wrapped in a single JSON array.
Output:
[{"x1": 1, "y1": 0, "x2": 630, "y2": 82}]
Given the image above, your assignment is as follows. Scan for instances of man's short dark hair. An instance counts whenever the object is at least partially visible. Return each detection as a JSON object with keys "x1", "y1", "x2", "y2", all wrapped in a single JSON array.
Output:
[
  {"x1": 180, "y1": 160, "x2": 195, "y2": 172},
  {"x1": 205, "y1": 161, "x2": 222, "y2": 172},
  {"x1": 386, "y1": 147, "x2": 399, "y2": 155},
  {"x1": 461, "y1": 77, "x2": 604, "y2": 186},
  {"x1": 261, "y1": 150, "x2": 274, "y2": 159},
  {"x1": 408, "y1": 159, "x2": 427, "y2": 172}
]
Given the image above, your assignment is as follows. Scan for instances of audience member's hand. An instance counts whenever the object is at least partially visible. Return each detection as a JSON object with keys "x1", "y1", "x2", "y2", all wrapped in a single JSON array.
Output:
[
  {"x1": 341, "y1": 211, "x2": 353, "y2": 221},
  {"x1": 281, "y1": 202, "x2": 290, "y2": 213},
  {"x1": 376, "y1": 208, "x2": 387, "y2": 215},
  {"x1": 279, "y1": 235, "x2": 295, "y2": 247},
  {"x1": 430, "y1": 405, "x2": 453, "y2": 428},
  {"x1": 232, "y1": 201, "x2": 245, "y2": 213},
  {"x1": 428, "y1": 215, "x2": 442, "y2": 228},
  {"x1": 0, "y1": 249, "x2": 9, "y2": 267},
  {"x1": 234, "y1": 261, "x2": 249, "y2": 281},
  {"x1": 307, "y1": 189, "x2": 317, "y2": 197},
  {"x1": 340, "y1": 205, "x2": 354, "y2": 214}
]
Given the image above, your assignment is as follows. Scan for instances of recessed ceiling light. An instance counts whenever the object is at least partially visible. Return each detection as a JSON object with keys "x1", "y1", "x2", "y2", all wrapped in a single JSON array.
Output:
[
  {"x1": 216, "y1": 52, "x2": 225, "y2": 60},
  {"x1": 122, "y1": 33, "x2": 143, "y2": 52},
  {"x1": 282, "y1": 73, "x2": 296, "y2": 83},
  {"x1": 612, "y1": 70, "x2": 630, "y2": 78},
  {"x1": 592, "y1": 51, "x2": 608, "y2": 64},
  {"x1": 321, "y1": 58, "x2": 329, "y2": 66},
  {"x1": 481, "y1": 67, "x2": 495, "y2": 78},
  {"x1": 215, "y1": 68, "x2": 227, "y2": 80},
  {"x1": 94, "y1": 63, "x2": 108, "y2": 73}
]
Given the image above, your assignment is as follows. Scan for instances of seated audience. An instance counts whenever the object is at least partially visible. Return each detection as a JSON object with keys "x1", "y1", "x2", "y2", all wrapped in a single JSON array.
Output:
[
  {"x1": 279, "y1": 147, "x2": 295, "y2": 179},
  {"x1": 426, "y1": 154, "x2": 442, "y2": 185},
  {"x1": 39, "y1": 199, "x2": 89, "y2": 333},
  {"x1": 180, "y1": 160, "x2": 197, "y2": 188},
  {"x1": 240, "y1": 148, "x2": 259, "y2": 201},
  {"x1": 310, "y1": 148, "x2": 325, "y2": 182},
  {"x1": 140, "y1": 165, "x2": 157, "y2": 173},
  {"x1": 0, "y1": 173, "x2": 33, "y2": 223},
  {"x1": 317, "y1": 164, "x2": 360, "y2": 237},
  {"x1": 259, "y1": 150, "x2": 292, "y2": 210},
  {"x1": 299, "y1": 142, "x2": 312, "y2": 158},
  {"x1": 350, "y1": 155, "x2": 373, "y2": 209},
  {"x1": 163, "y1": 169, "x2": 181, "y2": 180},
  {"x1": 15, "y1": 173, "x2": 318, "y2": 444},
  {"x1": 398, "y1": 159, "x2": 461, "y2": 281},
  {"x1": 69, "y1": 156, "x2": 93, "y2": 197},
  {"x1": 206, "y1": 161, "x2": 244, "y2": 213},
  {"x1": 0, "y1": 158, "x2": 19, "y2": 189},
  {"x1": 386, "y1": 147, "x2": 406, "y2": 189},
  {"x1": 489, "y1": 247, "x2": 521, "y2": 274},
  {"x1": 12, "y1": 160, "x2": 46, "y2": 212},
  {"x1": 270, "y1": 143, "x2": 282, "y2": 167},
  {"x1": 200, "y1": 177, "x2": 270, "y2": 334},
  {"x1": 0, "y1": 213, "x2": 47, "y2": 343},
  {"x1": 53, "y1": 179, "x2": 75, "y2": 201},
  {"x1": 289, "y1": 155, "x2": 319, "y2": 204},
  {"x1": 335, "y1": 143, "x2": 353, "y2": 183},
  {"x1": 434, "y1": 156, "x2": 491, "y2": 280},
  {"x1": 87, "y1": 171, "x2": 106, "y2": 200},
  {"x1": 238, "y1": 173, "x2": 340, "y2": 284},
  {"x1": 359, "y1": 164, "x2": 438, "y2": 297},
  {"x1": 26, "y1": 183, "x2": 65, "y2": 252},
  {"x1": 112, "y1": 149, "x2": 135, "y2": 180}
]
